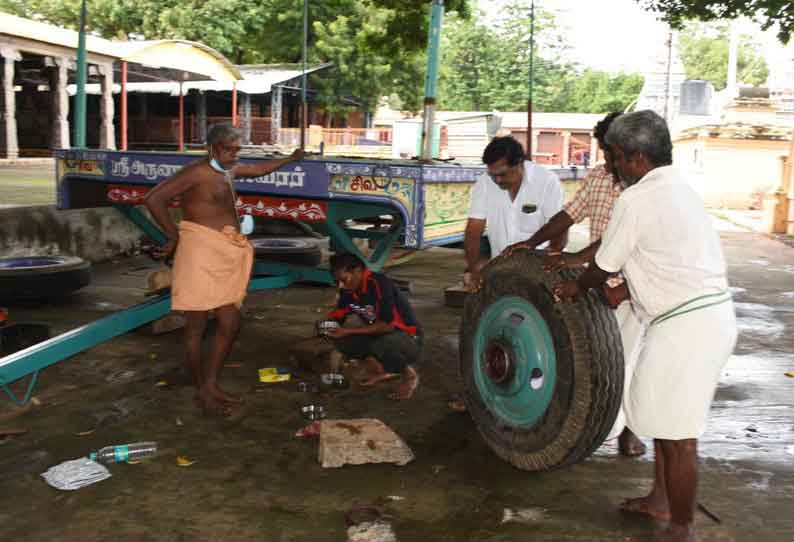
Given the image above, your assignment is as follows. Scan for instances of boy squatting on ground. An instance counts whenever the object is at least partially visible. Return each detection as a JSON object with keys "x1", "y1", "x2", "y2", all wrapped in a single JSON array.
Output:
[{"x1": 322, "y1": 253, "x2": 422, "y2": 400}]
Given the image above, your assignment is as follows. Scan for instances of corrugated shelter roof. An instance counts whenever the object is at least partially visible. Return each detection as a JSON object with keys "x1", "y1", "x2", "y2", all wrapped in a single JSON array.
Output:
[
  {"x1": 68, "y1": 63, "x2": 331, "y2": 95},
  {"x1": 1, "y1": 11, "x2": 241, "y2": 82},
  {"x1": 0, "y1": 11, "x2": 118, "y2": 58},
  {"x1": 374, "y1": 107, "x2": 605, "y2": 131}
]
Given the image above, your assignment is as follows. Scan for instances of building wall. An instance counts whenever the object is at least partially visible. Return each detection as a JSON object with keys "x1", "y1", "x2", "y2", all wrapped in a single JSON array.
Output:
[
  {"x1": 0, "y1": 205, "x2": 145, "y2": 262},
  {"x1": 674, "y1": 138, "x2": 790, "y2": 208}
]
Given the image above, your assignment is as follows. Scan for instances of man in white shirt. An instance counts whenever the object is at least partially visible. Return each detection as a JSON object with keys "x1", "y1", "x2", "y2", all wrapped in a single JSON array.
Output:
[
  {"x1": 464, "y1": 136, "x2": 564, "y2": 288},
  {"x1": 553, "y1": 110, "x2": 736, "y2": 542}
]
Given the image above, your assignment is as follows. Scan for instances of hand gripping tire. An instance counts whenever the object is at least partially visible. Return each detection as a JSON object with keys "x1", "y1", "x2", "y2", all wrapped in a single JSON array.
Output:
[
  {"x1": 0, "y1": 256, "x2": 92, "y2": 302},
  {"x1": 459, "y1": 250, "x2": 624, "y2": 471}
]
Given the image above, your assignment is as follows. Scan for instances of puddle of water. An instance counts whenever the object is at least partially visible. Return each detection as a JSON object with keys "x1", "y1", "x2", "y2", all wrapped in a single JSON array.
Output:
[
  {"x1": 769, "y1": 264, "x2": 794, "y2": 274},
  {"x1": 736, "y1": 316, "x2": 785, "y2": 338}
]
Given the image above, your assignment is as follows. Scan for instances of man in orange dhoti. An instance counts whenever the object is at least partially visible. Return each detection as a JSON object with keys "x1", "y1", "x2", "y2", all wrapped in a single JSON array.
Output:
[{"x1": 145, "y1": 124, "x2": 303, "y2": 414}]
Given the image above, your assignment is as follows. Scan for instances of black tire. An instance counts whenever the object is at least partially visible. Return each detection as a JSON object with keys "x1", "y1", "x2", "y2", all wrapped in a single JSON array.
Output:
[
  {"x1": 250, "y1": 237, "x2": 322, "y2": 267},
  {"x1": 0, "y1": 256, "x2": 92, "y2": 302},
  {"x1": 459, "y1": 250, "x2": 623, "y2": 471}
]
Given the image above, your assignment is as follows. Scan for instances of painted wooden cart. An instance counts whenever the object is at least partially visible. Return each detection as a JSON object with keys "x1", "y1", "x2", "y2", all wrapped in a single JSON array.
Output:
[{"x1": 0, "y1": 149, "x2": 484, "y2": 404}]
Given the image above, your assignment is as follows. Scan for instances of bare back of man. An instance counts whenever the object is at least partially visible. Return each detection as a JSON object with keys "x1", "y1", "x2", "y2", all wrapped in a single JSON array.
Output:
[{"x1": 145, "y1": 124, "x2": 304, "y2": 415}]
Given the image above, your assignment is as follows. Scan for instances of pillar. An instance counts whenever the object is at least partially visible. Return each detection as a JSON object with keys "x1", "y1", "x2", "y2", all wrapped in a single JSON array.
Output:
[
  {"x1": 197, "y1": 91, "x2": 207, "y2": 143},
  {"x1": 1, "y1": 48, "x2": 21, "y2": 159},
  {"x1": 98, "y1": 63, "x2": 116, "y2": 149},
  {"x1": 52, "y1": 57, "x2": 71, "y2": 149},
  {"x1": 561, "y1": 130, "x2": 571, "y2": 167},
  {"x1": 590, "y1": 136, "x2": 598, "y2": 167},
  {"x1": 531, "y1": 130, "x2": 538, "y2": 161},
  {"x1": 271, "y1": 84, "x2": 282, "y2": 145},
  {"x1": 241, "y1": 92, "x2": 252, "y2": 144}
]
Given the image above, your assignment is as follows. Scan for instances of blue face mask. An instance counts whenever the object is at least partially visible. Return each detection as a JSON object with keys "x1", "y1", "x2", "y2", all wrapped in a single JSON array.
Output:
[{"x1": 209, "y1": 158, "x2": 229, "y2": 173}]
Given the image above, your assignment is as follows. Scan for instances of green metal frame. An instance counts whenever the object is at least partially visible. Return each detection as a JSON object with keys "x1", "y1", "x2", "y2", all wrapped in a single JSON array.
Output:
[{"x1": 0, "y1": 199, "x2": 404, "y2": 404}]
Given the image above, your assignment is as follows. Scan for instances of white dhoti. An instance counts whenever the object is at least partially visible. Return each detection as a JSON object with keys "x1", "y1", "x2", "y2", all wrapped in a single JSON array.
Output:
[
  {"x1": 605, "y1": 300, "x2": 646, "y2": 441},
  {"x1": 624, "y1": 292, "x2": 737, "y2": 440}
]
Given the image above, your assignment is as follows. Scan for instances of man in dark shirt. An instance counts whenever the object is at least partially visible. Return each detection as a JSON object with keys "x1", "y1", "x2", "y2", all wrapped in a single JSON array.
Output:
[{"x1": 325, "y1": 253, "x2": 421, "y2": 400}]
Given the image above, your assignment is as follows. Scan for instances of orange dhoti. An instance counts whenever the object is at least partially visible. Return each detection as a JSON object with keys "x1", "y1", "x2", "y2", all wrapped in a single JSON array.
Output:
[{"x1": 171, "y1": 220, "x2": 253, "y2": 311}]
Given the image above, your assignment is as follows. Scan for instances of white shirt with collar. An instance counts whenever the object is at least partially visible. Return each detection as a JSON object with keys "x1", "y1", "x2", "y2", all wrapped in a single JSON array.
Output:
[
  {"x1": 468, "y1": 160, "x2": 564, "y2": 257},
  {"x1": 595, "y1": 165, "x2": 728, "y2": 320}
]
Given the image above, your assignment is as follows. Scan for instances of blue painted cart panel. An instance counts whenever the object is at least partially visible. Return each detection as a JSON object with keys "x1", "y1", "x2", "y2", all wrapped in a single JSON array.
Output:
[{"x1": 54, "y1": 149, "x2": 486, "y2": 249}]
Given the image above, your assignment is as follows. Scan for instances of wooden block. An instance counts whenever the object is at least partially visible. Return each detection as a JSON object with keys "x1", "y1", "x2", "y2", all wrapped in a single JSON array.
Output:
[
  {"x1": 289, "y1": 336, "x2": 336, "y2": 373},
  {"x1": 139, "y1": 313, "x2": 186, "y2": 335},
  {"x1": 444, "y1": 284, "x2": 470, "y2": 308}
]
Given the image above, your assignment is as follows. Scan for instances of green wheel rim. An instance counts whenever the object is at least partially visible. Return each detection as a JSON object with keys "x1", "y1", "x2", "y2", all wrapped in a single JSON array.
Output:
[{"x1": 472, "y1": 295, "x2": 556, "y2": 427}]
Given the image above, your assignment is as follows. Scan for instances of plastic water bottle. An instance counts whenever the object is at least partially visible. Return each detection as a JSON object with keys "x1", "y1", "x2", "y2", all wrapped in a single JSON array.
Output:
[{"x1": 89, "y1": 442, "x2": 158, "y2": 464}]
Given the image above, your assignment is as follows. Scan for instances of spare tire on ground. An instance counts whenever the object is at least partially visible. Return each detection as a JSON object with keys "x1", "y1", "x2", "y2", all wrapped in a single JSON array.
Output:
[
  {"x1": 0, "y1": 256, "x2": 92, "y2": 302},
  {"x1": 459, "y1": 250, "x2": 623, "y2": 471},
  {"x1": 250, "y1": 238, "x2": 322, "y2": 267}
]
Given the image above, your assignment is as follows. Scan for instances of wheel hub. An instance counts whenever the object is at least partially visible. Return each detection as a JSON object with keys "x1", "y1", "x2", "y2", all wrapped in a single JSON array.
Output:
[{"x1": 483, "y1": 339, "x2": 515, "y2": 384}]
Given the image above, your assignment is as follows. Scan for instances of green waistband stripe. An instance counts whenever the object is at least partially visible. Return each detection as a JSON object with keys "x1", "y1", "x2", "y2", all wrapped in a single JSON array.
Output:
[{"x1": 650, "y1": 291, "x2": 731, "y2": 327}]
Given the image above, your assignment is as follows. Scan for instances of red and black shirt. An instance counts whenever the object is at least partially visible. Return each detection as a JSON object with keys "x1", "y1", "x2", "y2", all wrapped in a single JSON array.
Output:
[{"x1": 328, "y1": 269, "x2": 419, "y2": 336}]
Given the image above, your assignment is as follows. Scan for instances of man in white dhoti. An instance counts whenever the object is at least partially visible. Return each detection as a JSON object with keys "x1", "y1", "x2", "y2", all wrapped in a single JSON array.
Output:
[{"x1": 552, "y1": 110, "x2": 736, "y2": 542}]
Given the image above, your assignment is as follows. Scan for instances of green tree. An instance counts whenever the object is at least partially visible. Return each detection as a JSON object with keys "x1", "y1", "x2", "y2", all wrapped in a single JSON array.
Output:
[
  {"x1": 561, "y1": 70, "x2": 644, "y2": 113},
  {"x1": 436, "y1": 2, "x2": 642, "y2": 113},
  {"x1": 677, "y1": 22, "x2": 769, "y2": 90},
  {"x1": 637, "y1": 0, "x2": 794, "y2": 44},
  {"x1": 0, "y1": 0, "x2": 468, "y2": 113},
  {"x1": 438, "y1": 2, "x2": 577, "y2": 112}
]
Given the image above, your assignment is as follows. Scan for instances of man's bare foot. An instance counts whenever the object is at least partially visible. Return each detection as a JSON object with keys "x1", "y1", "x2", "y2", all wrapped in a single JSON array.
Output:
[
  {"x1": 389, "y1": 367, "x2": 419, "y2": 400},
  {"x1": 657, "y1": 524, "x2": 697, "y2": 542},
  {"x1": 620, "y1": 494, "x2": 672, "y2": 522},
  {"x1": 206, "y1": 384, "x2": 243, "y2": 404},
  {"x1": 359, "y1": 373, "x2": 400, "y2": 387},
  {"x1": 195, "y1": 388, "x2": 231, "y2": 417},
  {"x1": 619, "y1": 428, "x2": 647, "y2": 457}
]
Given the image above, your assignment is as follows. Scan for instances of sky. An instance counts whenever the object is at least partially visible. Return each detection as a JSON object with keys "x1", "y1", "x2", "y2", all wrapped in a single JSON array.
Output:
[{"x1": 477, "y1": 0, "x2": 794, "y2": 76}]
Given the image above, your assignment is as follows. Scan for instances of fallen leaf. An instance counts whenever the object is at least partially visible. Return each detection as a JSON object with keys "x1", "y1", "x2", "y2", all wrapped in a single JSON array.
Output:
[
  {"x1": 784, "y1": 371, "x2": 794, "y2": 378},
  {"x1": 155, "y1": 380, "x2": 169, "y2": 387},
  {"x1": 176, "y1": 455, "x2": 196, "y2": 467},
  {"x1": 127, "y1": 460, "x2": 143, "y2": 465},
  {"x1": 75, "y1": 429, "x2": 95, "y2": 436},
  {"x1": 175, "y1": 417, "x2": 184, "y2": 426}
]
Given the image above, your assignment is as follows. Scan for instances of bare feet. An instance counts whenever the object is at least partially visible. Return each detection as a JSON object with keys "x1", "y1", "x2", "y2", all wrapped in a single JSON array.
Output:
[
  {"x1": 389, "y1": 367, "x2": 419, "y2": 400},
  {"x1": 619, "y1": 428, "x2": 647, "y2": 457},
  {"x1": 620, "y1": 493, "x2": 672, "y2": 522},
  {"x1": 206, "y1": 382, "x2": 243, "y2": 404},
  {"x1": 359, "y1": 373, "x2": 400, "y2": 387},
  {"x1": 657, "y1": 524, "x2": 697, "y2": 542},
  {"x1": 195, "y1": 389, "x2": 231, "y2": 417}
]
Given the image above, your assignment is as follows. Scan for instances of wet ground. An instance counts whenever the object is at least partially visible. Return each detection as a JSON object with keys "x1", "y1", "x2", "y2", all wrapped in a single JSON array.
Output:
[{"x1": 1, "y1": 220, "x2": 793, "y2": 541}]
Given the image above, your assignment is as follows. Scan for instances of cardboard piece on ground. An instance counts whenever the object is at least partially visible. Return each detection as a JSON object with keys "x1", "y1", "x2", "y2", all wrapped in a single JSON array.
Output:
[{"x1": 319, "y1": 418, "x2": 414, "y2": 468}]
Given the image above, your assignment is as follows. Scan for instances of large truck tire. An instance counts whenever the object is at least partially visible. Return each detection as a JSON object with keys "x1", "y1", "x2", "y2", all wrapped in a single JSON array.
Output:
[
  {"x1": 459, "y1": 250, "x2": 624, "y2": 471},
  {"x1": 250, "y1": 238, "x2": 322, "y2": 267},
  {"x1": 0, "y1": 256, "x2": 92, "y2": 302}
]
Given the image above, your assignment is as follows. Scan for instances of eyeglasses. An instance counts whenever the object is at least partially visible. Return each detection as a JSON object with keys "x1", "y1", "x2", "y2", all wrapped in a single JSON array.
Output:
[{"x1": 487, "y1": 164, "x2": 518, "y2": 181}]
